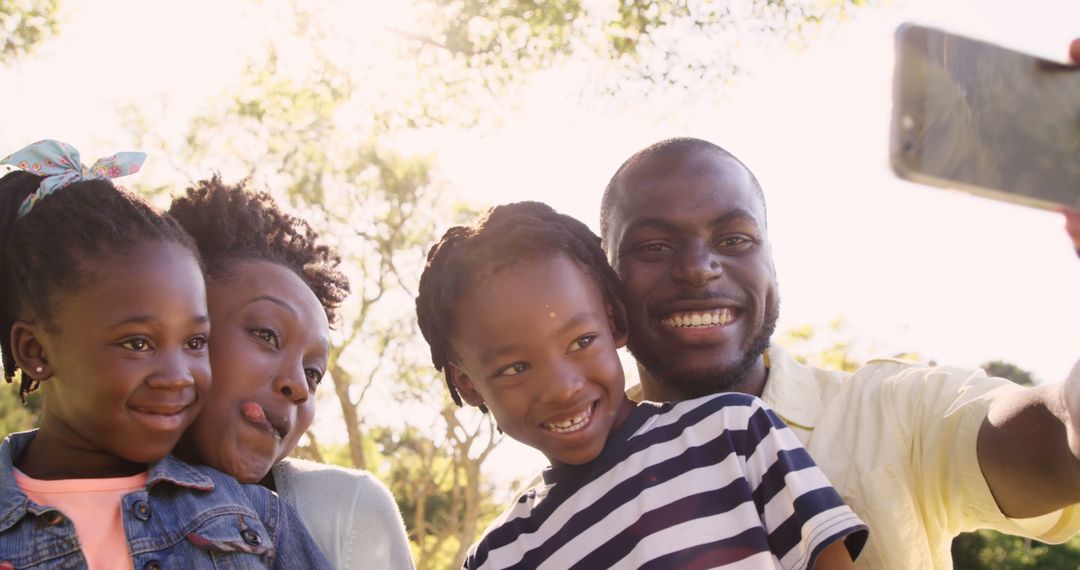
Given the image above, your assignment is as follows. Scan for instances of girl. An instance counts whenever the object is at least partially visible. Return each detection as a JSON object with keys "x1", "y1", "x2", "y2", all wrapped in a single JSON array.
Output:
[
  {"x1": 0, "y1": 141, "x2": 328, "y2": 569},
  {"x1": 416, "y1": 201, "x2": 867, "y2": 569},
  {"x1": 170, "y1": 176, "x2": 414, "y2": 569}
]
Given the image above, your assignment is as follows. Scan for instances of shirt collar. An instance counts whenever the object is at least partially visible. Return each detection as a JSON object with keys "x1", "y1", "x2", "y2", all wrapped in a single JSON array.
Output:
[
  {"x1": 0, "y1": 430, "x2": 215, "y2": 534},
  {"x1": 760, "y1": 345, "x2": 824, "y2": 431}
]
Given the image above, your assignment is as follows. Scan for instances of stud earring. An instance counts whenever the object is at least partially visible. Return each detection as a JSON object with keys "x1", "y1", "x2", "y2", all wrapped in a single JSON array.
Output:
[{"x1": 34, "y1": 366, "x2": 43, "y2": 374}]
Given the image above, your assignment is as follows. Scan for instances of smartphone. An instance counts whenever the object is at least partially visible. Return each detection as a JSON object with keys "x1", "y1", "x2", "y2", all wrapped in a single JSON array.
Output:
[{"x1": 890, "y1": 23, "x2": 1080, "y2": 210}]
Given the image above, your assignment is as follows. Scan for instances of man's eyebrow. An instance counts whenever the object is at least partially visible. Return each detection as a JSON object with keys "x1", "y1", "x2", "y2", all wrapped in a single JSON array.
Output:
[{"x1": 623, "y1": 208, "x2": 761, "y2": 235}]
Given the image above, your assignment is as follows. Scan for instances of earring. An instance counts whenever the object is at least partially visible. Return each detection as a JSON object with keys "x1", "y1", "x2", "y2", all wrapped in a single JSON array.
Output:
[{"x1": 34, "y1": 366, "x2": 43, "y2": 374}]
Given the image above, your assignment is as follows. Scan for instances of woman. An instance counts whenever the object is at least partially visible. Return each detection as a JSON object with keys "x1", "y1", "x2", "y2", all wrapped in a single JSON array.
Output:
[{"x1": 171, "y1": 176, "x2": 414, "y2": 569}]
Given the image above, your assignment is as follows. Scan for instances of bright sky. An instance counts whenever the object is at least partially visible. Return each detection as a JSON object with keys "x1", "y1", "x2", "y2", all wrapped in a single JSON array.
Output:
[{"x1": 2, "y1": 0, "x2": 1078, "y2": 486}]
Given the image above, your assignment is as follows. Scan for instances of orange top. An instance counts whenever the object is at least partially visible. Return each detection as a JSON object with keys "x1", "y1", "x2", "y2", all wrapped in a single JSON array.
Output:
[{"x1": 14, "y1": 468, "x2": 147, "y2": 570}]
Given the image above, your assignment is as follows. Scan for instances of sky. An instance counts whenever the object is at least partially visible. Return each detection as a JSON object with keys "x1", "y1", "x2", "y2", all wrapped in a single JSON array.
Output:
[{"x1": 1, "y1": 0, "x2": 1078, "y2": 486}]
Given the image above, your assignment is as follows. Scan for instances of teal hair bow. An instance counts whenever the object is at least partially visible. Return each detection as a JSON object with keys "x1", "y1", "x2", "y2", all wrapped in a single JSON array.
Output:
[{"x1": 1, "y1": 139, "x2": 147, "y2": 218}]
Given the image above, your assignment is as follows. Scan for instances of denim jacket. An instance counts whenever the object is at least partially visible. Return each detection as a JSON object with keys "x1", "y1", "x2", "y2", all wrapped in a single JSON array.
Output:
[{"x1": 0, "y1": 430, "x2": 330, "y2": 569}]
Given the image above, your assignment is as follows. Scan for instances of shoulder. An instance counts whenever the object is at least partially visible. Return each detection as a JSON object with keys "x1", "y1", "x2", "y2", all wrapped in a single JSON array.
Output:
[{"x1": 274, "y1": 458, "x2": 395, "y2": 507}]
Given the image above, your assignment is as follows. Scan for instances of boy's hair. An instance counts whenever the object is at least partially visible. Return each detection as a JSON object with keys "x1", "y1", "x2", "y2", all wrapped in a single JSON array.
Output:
[
  {"x1": 416, "y1": 201, "x2": 626, "y2": 408},
  {"x1": 0, "y1": 170, "x2": 198, "y2": 400},
  {"x1": 168, "y1": 175, "x2": 350, "y2": 325}
]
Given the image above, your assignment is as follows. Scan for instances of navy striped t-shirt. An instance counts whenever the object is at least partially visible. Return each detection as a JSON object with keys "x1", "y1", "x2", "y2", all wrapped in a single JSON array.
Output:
[{"x1": 464, "y1": 393, "x2": 867, "y2": 569}]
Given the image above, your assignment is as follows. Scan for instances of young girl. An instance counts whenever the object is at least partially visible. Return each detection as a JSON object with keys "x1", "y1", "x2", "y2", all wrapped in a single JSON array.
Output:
[
  {"x1": 170, "y1": 176, "x2": 414, "y2": 569},
  {"x1": 416, "y1": 201, "x2": 867, "y2": 569},
  {"x1": 0, "y1": 140, "x2": 328, "y2": 569}
]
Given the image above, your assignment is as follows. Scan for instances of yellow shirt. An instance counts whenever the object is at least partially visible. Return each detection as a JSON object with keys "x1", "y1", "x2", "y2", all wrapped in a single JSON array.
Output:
[{"x1": 761, "y1": 345, "x2": 1080, "y2": 569}]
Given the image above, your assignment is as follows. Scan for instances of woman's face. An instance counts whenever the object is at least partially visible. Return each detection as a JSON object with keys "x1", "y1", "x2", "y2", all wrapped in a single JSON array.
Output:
[{"x1": 181, "y1": 260, "x2": 329, "y2": 483}]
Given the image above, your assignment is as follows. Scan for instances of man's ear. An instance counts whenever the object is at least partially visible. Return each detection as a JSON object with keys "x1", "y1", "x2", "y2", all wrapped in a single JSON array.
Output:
[
  {"x1": 448, "y1": 363, "x2": 486, "y2": 408},
  {"x1": 10, "y1": 321, "x2": 52, "y2": 381},
  {"x1": 607, "y1": 300, "x2": 629, "y2": 349}
]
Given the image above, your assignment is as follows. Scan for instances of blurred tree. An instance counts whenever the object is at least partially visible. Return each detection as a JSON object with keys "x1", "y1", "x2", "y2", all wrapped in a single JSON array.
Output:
[
  {"x1": 0, "y1": 386, "x2": 41, "y2": 436},
  {"x1": 0, "y1": 0, "x2": 60, "y2": 60},
  {"x1": 980, "y1": 360, "x2": 1035, "y2": 386}
]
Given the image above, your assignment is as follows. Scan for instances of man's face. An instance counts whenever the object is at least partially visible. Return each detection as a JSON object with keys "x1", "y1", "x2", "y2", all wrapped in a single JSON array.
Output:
[{"x1": 605, "y1": 150, "x2": 779, "y2": 400}]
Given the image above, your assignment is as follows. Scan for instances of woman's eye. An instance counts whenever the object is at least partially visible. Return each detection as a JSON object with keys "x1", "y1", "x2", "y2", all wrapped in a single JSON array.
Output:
[
  {"x1": 497, "y1": 362, "x2": 529, "y2": 377},
  {"x1": 569, "y1": 334, "x2": 598, "y2": 352},
  {"x1": 185, "y1": 335, "x2": 208, "y2": 351},
  {"x1": 305, "y1": 368, "x2": 324, "y2": 387},
  {"x1": 120, "y1": 338, "x2": 151, "y2": 352},
  {"x1": 252, "y1": 328, "x2": 280, "y2": 348}
]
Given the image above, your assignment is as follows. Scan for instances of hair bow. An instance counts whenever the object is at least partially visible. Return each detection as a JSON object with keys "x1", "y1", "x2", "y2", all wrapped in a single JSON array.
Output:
[{"x1": 1, "y1": 139, "x2": 147, "y2": 218}]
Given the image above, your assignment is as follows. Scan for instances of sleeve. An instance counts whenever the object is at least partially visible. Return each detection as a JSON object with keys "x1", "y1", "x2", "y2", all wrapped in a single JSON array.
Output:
[
  {"x1": 341, "y1": 472, "x2": 416, "y2": 570},
  {"x1": 876, "y1": 363, "x2": 1080, "y2": 542},
  {"x1": 739, "y1": 398, "x2": 868, "y2": 570}
]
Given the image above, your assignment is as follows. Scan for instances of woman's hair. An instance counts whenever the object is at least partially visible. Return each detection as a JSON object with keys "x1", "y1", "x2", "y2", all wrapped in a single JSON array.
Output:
[
  {"x1": 0, "y1": 170, "x2": 197, "y2": 400},
  {"x1": 168, "y1": 175, "x2": 350, "y2": 325},
  {"x1": 415, "y1": 201, "x2": 626, "y2": 408}
]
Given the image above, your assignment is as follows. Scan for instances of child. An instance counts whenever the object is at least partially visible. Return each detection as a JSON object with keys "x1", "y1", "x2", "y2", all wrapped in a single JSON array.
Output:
[
  {"x1": 416, "y1": 201, "x2": 867, "y2": 569},
  {"x1": 0, "y1": 140, "x2": 328, "y2": 569}
]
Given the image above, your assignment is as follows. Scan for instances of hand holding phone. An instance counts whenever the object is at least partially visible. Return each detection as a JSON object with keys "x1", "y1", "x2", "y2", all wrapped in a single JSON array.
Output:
[{"x1": 890, "y1": 24, "x2": 1080, "y2": 211}]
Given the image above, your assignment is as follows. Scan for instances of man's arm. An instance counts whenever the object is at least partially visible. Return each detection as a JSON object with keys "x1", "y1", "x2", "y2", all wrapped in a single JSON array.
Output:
[{"x1": 977, "y1": 372, "x2": 1080, "y2": 517}]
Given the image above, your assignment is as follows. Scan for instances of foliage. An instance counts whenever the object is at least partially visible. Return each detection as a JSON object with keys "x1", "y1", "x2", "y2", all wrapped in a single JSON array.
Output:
[
  {"x1": 0, "y1": 385, "x2": 41, "y2": 437},
  {"x1": 0, "y1": 0, "x2": 60, "y2": 60},
  {"x1": 407, "y1": 0, "x2": 874, "y2": 99},
  {"x1": 980, "y1": 360, "x2": 1036, "y2": 386}
]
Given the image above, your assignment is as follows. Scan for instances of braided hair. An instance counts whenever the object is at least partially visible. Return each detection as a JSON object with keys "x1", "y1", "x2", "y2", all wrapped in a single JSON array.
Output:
[
  {"x1": 168, "y1": 175, "x2": 350, "y2": 325},
  {"x1": 416, "y1": 201, "x2": 626, "y2": 409},
  {"x1": 0, "y1": 170, "x2": 197, "y2": 401}
]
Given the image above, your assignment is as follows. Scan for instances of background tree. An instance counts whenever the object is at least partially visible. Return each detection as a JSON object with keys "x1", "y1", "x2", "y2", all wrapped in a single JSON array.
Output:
[{"x1": 0, "y1": 0, "x2": 60, "y2": 60}]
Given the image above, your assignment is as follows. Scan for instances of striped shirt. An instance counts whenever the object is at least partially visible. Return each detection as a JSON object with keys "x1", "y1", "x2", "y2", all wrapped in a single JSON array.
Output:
[{"x1": 465, "y1": 393, "x2": 867, "y2": 570}]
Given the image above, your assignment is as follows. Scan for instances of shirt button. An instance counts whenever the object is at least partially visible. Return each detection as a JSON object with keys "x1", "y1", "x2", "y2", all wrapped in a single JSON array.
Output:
[
  {"x1": 143, "y1": 560, "x2": 162, "y2": 570},
  {"x1": 241, "y1": 529, "x2": 261, "y2": 546},
  {"x1": 132, "y1": 500, "x2": 152, "y2": 521}
]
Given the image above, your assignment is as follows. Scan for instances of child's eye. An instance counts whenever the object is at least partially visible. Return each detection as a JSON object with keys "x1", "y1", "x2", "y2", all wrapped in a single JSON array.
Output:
[
  {"x1": 305, "y1": 368, "x2": 324, "y2": 388},
  {"x1": 568, "y1": 334, "x2": 598, "y2": 353},
  {"x1": 252, "y1": 328, "x2": 280, "y2": 348},
  {"x1": 185, "y1": 335, "x2": 208, "y2": 352},
  {"x1": 119, "y1": 338, "x2": 152, "y2": 352},
  {"x1": 496, "y1": 362, "x2": 530, "y2": 377}
]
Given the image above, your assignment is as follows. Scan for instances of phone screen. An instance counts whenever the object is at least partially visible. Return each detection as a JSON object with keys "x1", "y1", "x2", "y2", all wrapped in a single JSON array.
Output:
[{"x1": 891, "y1": 25, "x2": 1080, "y2": 210}]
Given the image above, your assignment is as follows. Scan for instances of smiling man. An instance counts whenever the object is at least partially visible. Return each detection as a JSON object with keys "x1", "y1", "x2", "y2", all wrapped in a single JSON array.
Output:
[{"x1": 600, "y1": 137, "x2": 1080, "y2": 568}]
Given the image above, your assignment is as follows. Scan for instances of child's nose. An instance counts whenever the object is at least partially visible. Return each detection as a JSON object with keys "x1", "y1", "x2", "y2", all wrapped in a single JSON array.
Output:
[
  {"x1": 146, "y1": 351, "x2": 196, "y2": 389},
  {"x1": 541, "y1": 362, "x2": 585, "y2": 404}
]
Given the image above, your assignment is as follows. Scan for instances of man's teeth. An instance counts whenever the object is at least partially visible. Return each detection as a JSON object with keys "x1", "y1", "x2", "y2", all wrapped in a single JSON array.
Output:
[
  {"x1": 661, "y1": 310, "x2": 734, "y2": 328},
  {"x1": 544, "y1": 406, "x2": 592, "y2": 434}
]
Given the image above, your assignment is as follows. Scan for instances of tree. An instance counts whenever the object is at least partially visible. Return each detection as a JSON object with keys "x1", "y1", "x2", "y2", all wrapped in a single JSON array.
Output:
[
  {"x1": 0, "y1": 385, "x2": 41, "y2": 437},
  {"x1": 0, "y1": 0, "x2": 61, "y2": 60}
]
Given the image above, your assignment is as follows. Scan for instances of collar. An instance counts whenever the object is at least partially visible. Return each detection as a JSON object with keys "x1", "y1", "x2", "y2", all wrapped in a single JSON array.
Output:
[
  {"x1": 0, "y1": 430, "x2": 215, "y2": 534},
  {"x1": 759, "y1": 345, "x2": 825, "y2": 431}
]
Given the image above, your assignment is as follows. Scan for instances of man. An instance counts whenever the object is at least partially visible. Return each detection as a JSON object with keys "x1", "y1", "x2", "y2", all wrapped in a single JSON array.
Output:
[{"x1": 600, "y1": 137, "x2": 1080, "y2": 568}]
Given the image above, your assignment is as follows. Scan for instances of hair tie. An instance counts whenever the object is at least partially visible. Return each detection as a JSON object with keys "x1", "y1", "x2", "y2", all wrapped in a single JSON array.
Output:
[{"x1": 1, "y1": 139, "x2": 147, "y2": 218}]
